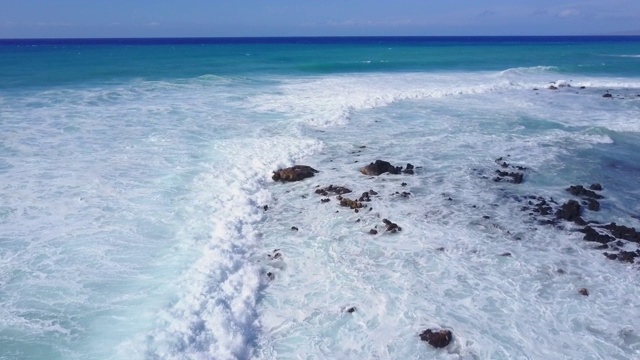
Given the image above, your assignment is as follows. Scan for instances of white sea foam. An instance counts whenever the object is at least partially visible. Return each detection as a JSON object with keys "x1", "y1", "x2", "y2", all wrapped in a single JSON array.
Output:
[
  {"x1": 245, "y1": 73, "x2": 525, "y2": 128},
  {"x1": 143, "y1": 136, "x2": 322, "y2": 360},
  {"x1": 499, "y1": 65, "x2": 559, "y2": 76}
]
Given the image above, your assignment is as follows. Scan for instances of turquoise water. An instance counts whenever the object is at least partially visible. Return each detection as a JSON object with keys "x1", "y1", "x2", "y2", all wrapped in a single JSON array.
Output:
[{"x1": 1, "y1": 37, "x2": 640, "y2": 359}]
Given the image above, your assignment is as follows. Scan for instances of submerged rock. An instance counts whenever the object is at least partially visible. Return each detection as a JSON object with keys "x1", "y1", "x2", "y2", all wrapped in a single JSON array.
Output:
[
  {"x1": 567, "y1": 185, "x2": 604, "y2": 199},
  {"x1": 419, "y1": 329, "x2": 452, "y2": 348},
  {"x1": 272, "y1": 165, "x2": 319, "y2": 182},
  {"x1": 589, "y1": 183, "x2": 603, "y2": 191},
  {"x1": 315, "y1": 185, "x2": 352, "y2": 196},
  {"x1": 494, "y1": 170, "x2": 524, "y2": 184},
  {"x1": 579, "y1": 288, "x2": 590, "y2": 296}
]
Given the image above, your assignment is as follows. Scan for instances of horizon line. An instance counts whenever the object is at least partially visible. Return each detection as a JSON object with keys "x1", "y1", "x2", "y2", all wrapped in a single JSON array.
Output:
[{"x1": 2, "y1": 34, "x2": 640, "y2": 41}]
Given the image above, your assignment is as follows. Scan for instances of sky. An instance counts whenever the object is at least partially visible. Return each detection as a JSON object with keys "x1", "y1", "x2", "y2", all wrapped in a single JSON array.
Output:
[{"x1": 1, "y1": 0, "x2": 640, "y2": 38}]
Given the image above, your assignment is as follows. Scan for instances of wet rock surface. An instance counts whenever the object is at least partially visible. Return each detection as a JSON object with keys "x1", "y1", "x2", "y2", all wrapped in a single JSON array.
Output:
[
  {"x1": 360, "y1": 160, "x2": 415, "y2": 176},
  {"x1": 419, "y1": 329, "x2": 453, "y2": 348},
  {"x1": 272, "y1": 165, "x2": 319, "y2": 182},
  {"x1": 315, "y1": 184, "x2": 352, "y2": 196}
]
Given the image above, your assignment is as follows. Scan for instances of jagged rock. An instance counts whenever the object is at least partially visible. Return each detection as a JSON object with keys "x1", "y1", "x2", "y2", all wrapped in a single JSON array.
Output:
[
  {"x1": 369, "y1": 229, "x2": 378, "y2": 235},
  {"x1": 401, "y1": 182, "x2": 407, "y2": 186},
  {"x1": 266, "y1": 272, "x2": 275, "y2": 280},
  {"x1": 580, "y1": 226, "x2": 614, "y2": 244},
  {"x1": 360, "y1": 160, "x2": 403, "y2": 176},
  {"x1": 291, "y1": 226, "x2": 299, "y2": 231},
  {"x1": 263, "y1": 205, "x2": 269, "y2": 211},
  {"x1": 419, "y1": 329, "x2": 452, "y2": 348},
  {"x1": 382, "y1": 218, "x2": 401, "y2": 233},
  {"x1": 272, "y1": 165, "x2": 319, "y2": 182},
  {"x1": 369, "y1": 189, "x2": 379, "y2": 195},
  {"x1": 345, "y1": 307, "x2": 357, "y2": 313},
  {"x1": 603, "y1": 93, "x2": 613, "y2": 98},
  {"x1": 567, "y1": 185, "x2": 604, "y2": 199},
  {"x1": 555, "y1": 200, "x2": 586, "y2": 225},
  {"x1": 603, "y1": 223, "x2": 640, "y2": 243},
  {"x1": 321, "y1": 198, "x2": 330, "y2": 203}
]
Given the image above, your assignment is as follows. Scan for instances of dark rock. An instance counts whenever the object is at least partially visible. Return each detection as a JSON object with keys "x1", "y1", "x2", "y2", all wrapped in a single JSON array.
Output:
[
  {"x1": 585, "y1": 198, "x2": 600, "y2": 211},
  {"x1": 603, "y1": 223, "x2": 640, "y2": 243},
  {"x1": 589, "y1": 183, "x2": 603, "y2": 191},
  {"x1": 500, "y1": 252, "x2": 512, "y2": 257},
  {"x1": 340, "y1": 197, "x2": 364, "y2": 209},
  {"x1": 580, "y1": 86, "x2": 586, "y2": 89},
  {"x1": 266, "y1": 272, "x2": 275, "y2": 280},
  {"x1": 369, "y1": 229, "x2": 378, "y2": 235},
  {"x1": 291, "y1": 226, "x2": 299, "y2": 231},
  {"x1": 617, "y1": 251, "x2": 638, "y2": 263},
  {"x1": 603, "y1": 93, "x2": 613, "y2": 98},
  {"x1": 403, "y1": 163, "x2": 415, "y2": 174},
  {"x1": 360, "y1": 160, "x2": 403, "y2": 176},
  {"x1": 580, "y1": 226, "x2": 614, "y2": 244},
  {"x1": 382, "y1": 219, "x2": 402, "y2": 233},
  {"x1": 358, "y1": 192, "x2": 371, "y2": 202},
  {"x1": 549, "y1": 85, "x2": 558, "y2": 90},
  {"x1": 346, "y1": 307, "x2": 357, "y2": 313},
  {"x1": 436, "y1": 247, "x2": 445, "y2": 251},
  {"x1": 315, "y1": 185, "x2": 352, "y2": 196},
  {"x1": 555, "y1": 200, "x2": 586, "y2": 225},
  {"x1": 401, "y1": 182, "x2": 407, "y2": 187},
  {"x1": 495, "y1": 170, "x2": 524, "y2": 184},
  {"x1": 272, "y1": 165, "x2": 319, "y2": 182},
  {"x1": 369, "y1": 189, "x2": 379, "y2": 195},
  {"x1": 566, "y1": 185, "x2": 604, "y2": 199},
  {"x1": 483, "y1": 215, "x2": 491, "y2": 219},
  {"x1": 557, "y1": 269, "x2": 565, "y2": 274},
  {"x1": 604, "y1": 252, "x2": 618, "y2": 260},
  {"x1": 579, "y1": 288, "x2": 589, "y2": 296},
  {"x1": 321, "y1": 198, "x2": 330, "y2": 203},
  {"x1": 419, "y1": 329, "x2": 453, "y2": 348},
  {"x1": 263, "y1": 205, "x2": 269, "y2": 211}
]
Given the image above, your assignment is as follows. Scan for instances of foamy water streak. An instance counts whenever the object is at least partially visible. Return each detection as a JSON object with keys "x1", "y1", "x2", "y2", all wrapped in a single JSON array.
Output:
[{"x1": 144, "y1": 137, "x2": 322, "y2": 360}]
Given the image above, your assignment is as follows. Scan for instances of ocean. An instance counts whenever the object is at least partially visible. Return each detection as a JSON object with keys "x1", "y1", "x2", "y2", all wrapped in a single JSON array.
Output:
[{"x1": 1, "y1": 36, "x2": 640, "y2": 359}]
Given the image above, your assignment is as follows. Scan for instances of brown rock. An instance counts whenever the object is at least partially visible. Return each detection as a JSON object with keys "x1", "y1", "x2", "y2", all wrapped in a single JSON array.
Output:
[{"x1": 272, "y1": 165, "x2": 319, "y2": 182}]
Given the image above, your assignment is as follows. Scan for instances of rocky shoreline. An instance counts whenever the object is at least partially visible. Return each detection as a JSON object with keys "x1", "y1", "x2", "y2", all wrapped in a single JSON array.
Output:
[{"x1": 261, "y1": 149, "x2": 640, "y2": 351}]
